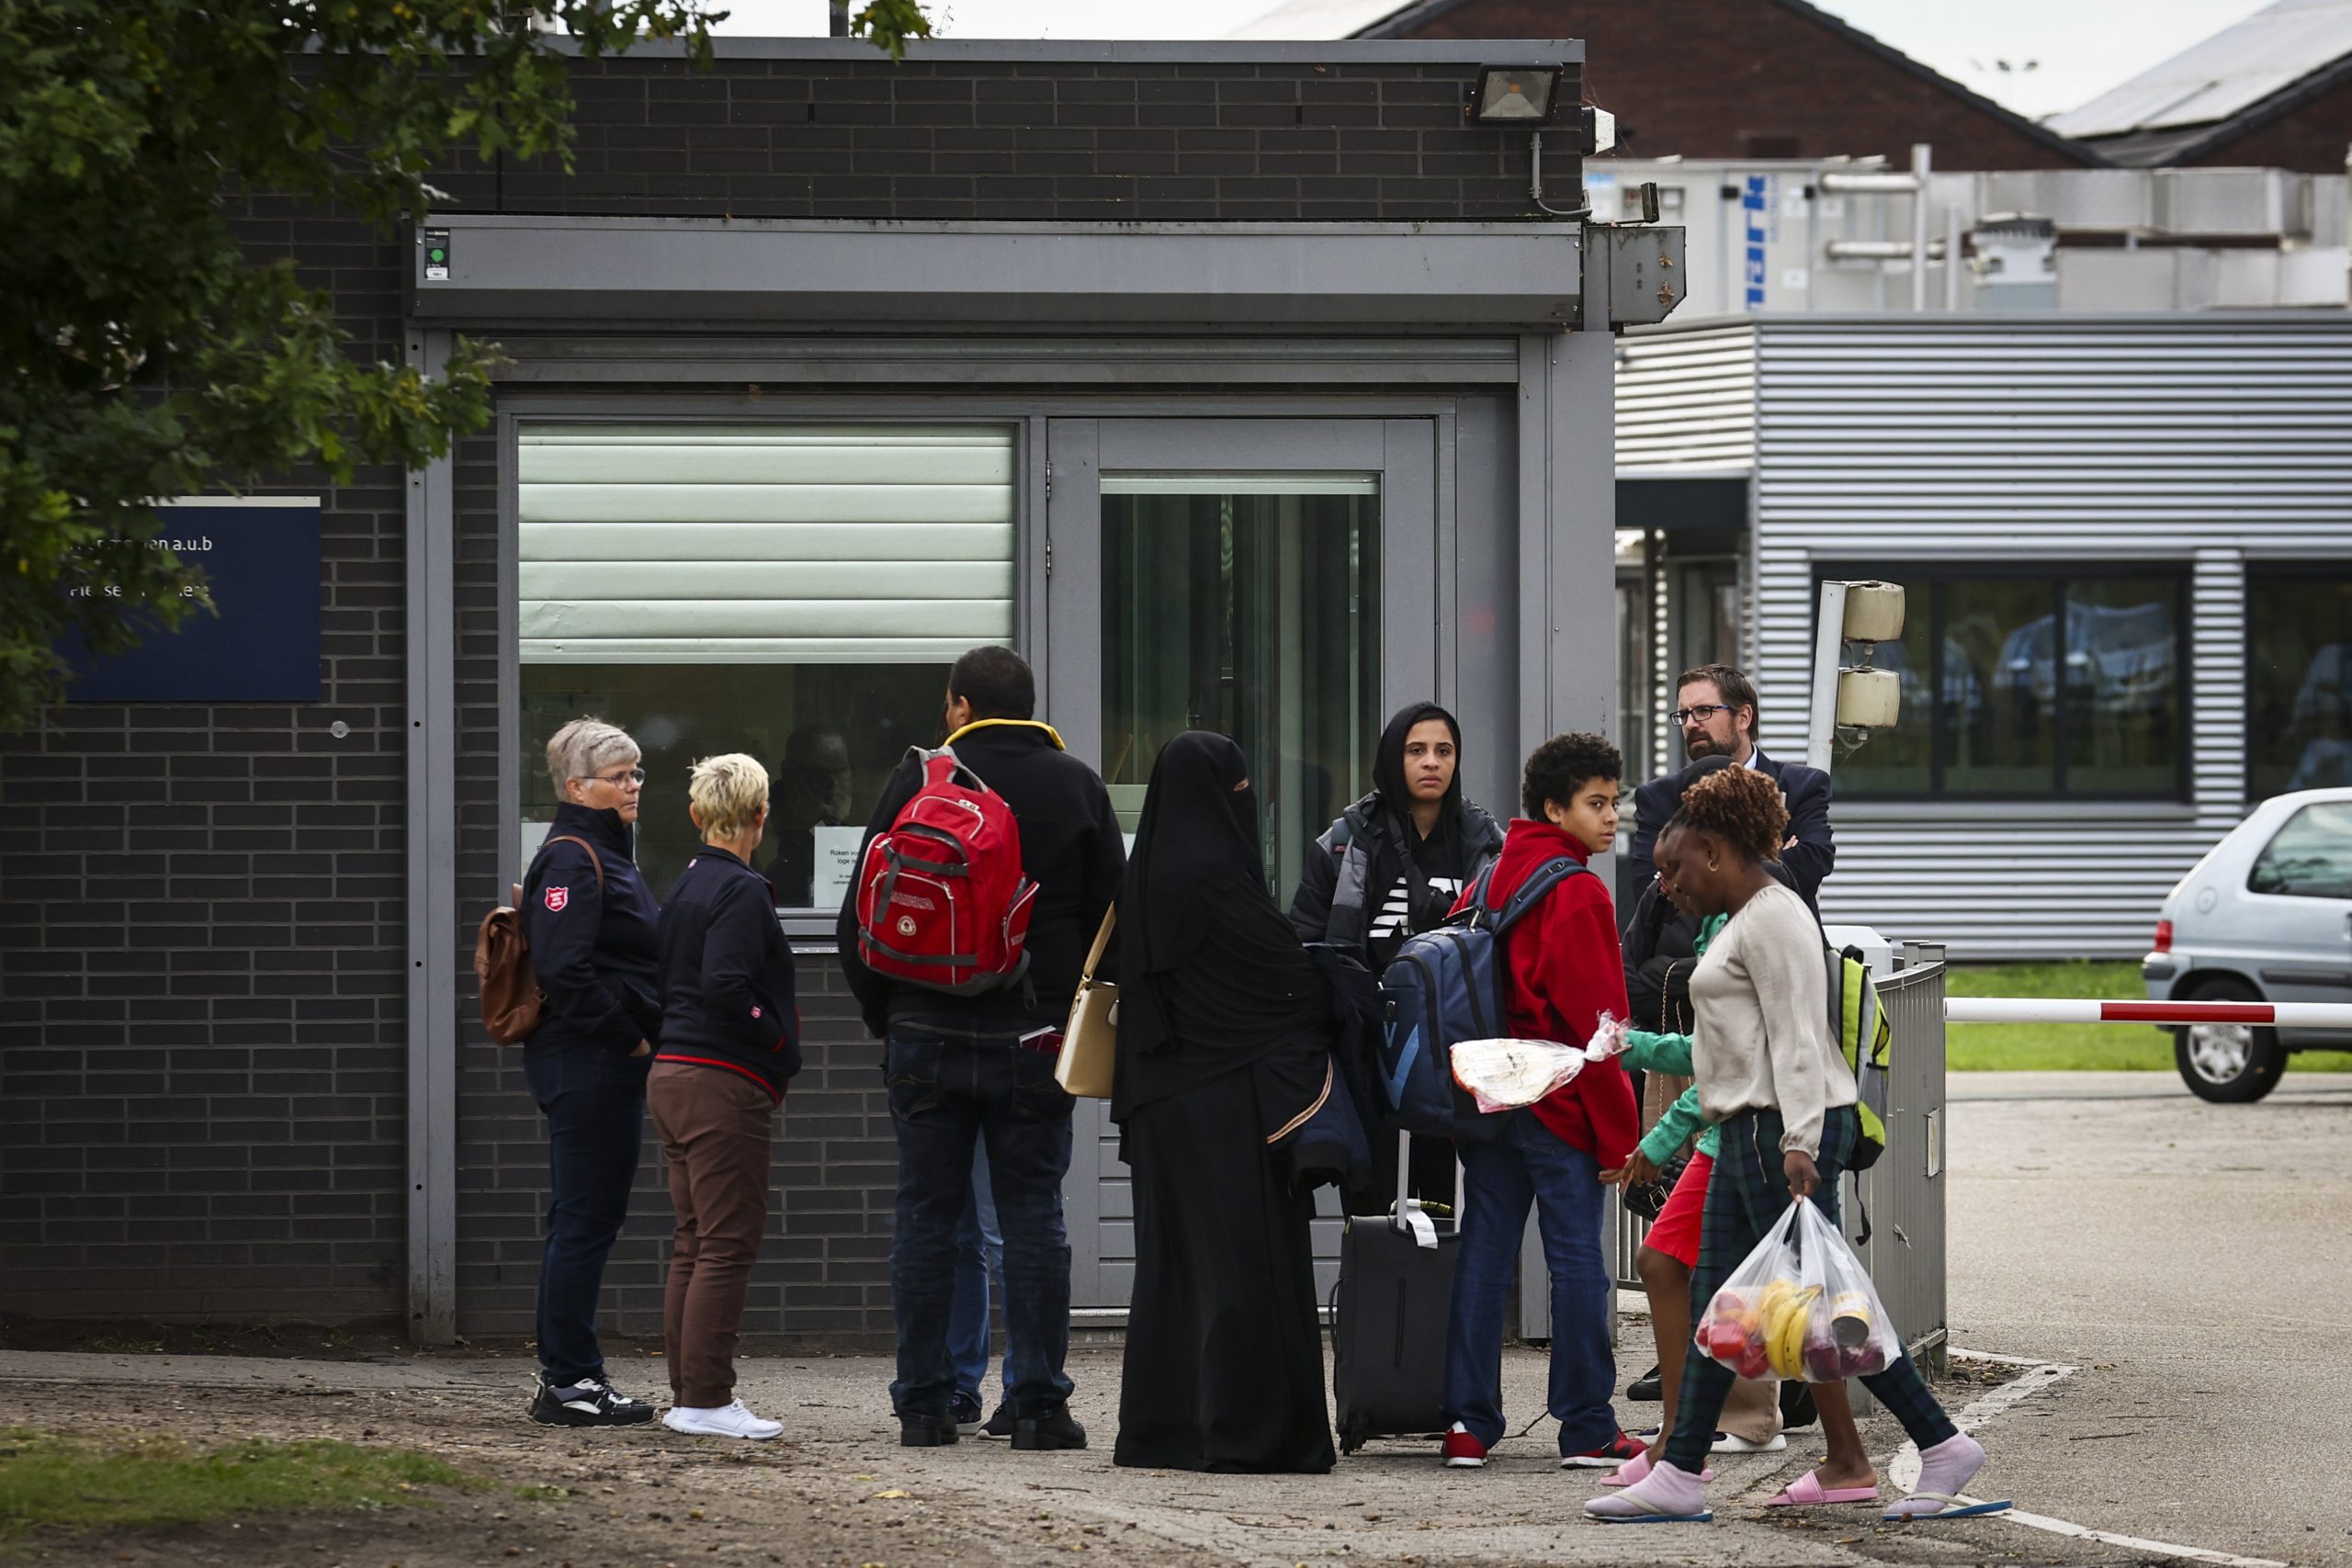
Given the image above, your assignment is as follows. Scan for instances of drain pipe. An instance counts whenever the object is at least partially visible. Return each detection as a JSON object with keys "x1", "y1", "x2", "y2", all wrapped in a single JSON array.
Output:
[
  {"x1": 1910, "y1": 143, "x2": 1931, "y2": 310},
  {"x1": 1945, "y1": 201, "x2": 1963, "y2": 310}
]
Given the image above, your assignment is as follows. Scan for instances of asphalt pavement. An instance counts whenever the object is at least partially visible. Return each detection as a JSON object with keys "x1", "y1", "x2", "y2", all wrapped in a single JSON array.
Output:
[{"x1": 1946, "y1": 1069, "x2": 2352, "y2": 1566}]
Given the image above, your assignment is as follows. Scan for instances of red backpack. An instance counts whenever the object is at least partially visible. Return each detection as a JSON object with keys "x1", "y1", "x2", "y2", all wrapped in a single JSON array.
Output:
[{"x1": 854, "y1": 747, "x2": 1037, "y2": 994}]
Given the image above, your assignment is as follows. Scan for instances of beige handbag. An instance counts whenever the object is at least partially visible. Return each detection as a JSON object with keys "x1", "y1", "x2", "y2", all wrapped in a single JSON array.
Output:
[{"x1": 1056, "y1": 907, "x2": 1118, "y2": 1098}]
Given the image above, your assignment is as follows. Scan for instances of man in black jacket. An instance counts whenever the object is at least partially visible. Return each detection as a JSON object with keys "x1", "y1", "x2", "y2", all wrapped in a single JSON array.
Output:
[
  {"x1": 837, "y1": 646, "x2": 1125, "y2": 1453},
  {"x1": 1623, "y1": 663, "x2": 1835, "y2": 912}
]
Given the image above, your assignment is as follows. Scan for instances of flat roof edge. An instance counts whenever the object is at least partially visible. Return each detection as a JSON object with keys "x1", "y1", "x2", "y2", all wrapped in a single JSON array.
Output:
[{"x1": 537, "y1": 36, "x2": 1584, "y2": 64}]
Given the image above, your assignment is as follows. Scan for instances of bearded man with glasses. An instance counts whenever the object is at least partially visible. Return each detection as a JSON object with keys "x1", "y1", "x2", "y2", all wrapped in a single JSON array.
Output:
[
  {"x1": 519, "y1": 716, "x2": 667, "y2": 1428},
  {"x1": 1624, "y1": 663, "x2": 1835, "y2": 914}
]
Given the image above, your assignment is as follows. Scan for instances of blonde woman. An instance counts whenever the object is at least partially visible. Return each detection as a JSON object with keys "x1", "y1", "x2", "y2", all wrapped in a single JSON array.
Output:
[{"x1": 650, "y1": 753, "x2": 803, "y2": 1440}]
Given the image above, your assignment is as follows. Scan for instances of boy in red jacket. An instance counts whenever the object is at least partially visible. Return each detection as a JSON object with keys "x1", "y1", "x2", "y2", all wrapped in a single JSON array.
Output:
[{"x1": 1439, "y1": 732, "x2": 1643, "y2": 1470}]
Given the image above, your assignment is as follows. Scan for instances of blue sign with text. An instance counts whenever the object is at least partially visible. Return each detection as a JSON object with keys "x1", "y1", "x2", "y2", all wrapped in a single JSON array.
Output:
[{"x1": 61, "y1": 501, "x2": 323, "y2": 703}]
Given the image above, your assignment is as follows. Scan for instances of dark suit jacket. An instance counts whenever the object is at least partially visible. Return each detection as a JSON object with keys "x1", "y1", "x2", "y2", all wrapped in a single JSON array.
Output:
[{"x1": 1623, "y1": 749, "x2": 1835, "y2": 915}]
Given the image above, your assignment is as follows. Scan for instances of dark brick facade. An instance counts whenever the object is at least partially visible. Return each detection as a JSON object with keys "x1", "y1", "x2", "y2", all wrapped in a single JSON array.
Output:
[
  {"x1": 2, "y1": 41, "x2": 1579, "y2": 1342},
  {"x1": 1379, "y1": 0, "x2": 2097, "y2": 170},
  {"x1": 2170, "y1": 71, "x2": 2352, "y2": 175}
]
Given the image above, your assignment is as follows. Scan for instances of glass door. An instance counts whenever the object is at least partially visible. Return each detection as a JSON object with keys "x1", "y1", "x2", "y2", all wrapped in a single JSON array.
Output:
[{"x1": 1046, "y1": 417, "x2": 1439, "y2": 1312}]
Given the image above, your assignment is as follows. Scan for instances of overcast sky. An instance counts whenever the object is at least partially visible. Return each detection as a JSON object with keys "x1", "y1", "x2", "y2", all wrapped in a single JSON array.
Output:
[{"x1": 699, "y1": 0, "x2": 2273, "y2": 121}]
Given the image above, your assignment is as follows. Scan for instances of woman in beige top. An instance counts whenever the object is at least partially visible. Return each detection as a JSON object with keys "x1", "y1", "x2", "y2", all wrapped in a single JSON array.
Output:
[{"x1": 1589, "y1": 768, "x2": 1994, "y2": 1526}]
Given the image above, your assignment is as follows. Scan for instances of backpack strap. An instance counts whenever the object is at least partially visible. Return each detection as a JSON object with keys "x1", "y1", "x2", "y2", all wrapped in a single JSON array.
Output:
[
  {"x1": 528, "y1": 834, "x2": 605, "y2": 898},
  {"x1": 1473, "y1": 854, "x2": 1589, "y2": 934},
  {"x1": 907, "y1": 743, "x2": 990, "y2": 796}
]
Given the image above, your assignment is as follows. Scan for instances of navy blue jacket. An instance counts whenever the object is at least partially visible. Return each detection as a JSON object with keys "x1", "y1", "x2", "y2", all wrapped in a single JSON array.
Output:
[
  {"x1": 522, "y1": 803, "x2": 662, "y2": 1058},
  {"x1": 1623, "y1": 749, "x2": 1836, "y2": 915},
  {"x1": 656, "y1": 844, "x2": 801, "y2": 1100}
]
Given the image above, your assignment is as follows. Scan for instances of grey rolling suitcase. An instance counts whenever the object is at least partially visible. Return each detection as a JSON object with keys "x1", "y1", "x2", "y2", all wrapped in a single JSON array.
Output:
[{"x1": 1330, "y1": 1131, "x2": 1459, "y2": 1454}]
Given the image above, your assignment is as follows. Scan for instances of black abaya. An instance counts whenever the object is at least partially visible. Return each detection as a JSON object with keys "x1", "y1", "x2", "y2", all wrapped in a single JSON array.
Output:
[
  {"x1": 1114, "y1": 1064, "x2": 1336, "y2": 1474},
  {"x1": 1110, "y1": 731, "x2": 1337, "y2": 1474}
]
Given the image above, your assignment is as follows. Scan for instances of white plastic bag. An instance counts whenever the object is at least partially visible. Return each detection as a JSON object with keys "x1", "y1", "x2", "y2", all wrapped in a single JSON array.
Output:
[
  {"x1": 1691, "y1": 1198, "x2": 1905, "y2": 1383},
  {"x1": 1449, "y1": 1037, "x2": 1583, "y2": 1112}
]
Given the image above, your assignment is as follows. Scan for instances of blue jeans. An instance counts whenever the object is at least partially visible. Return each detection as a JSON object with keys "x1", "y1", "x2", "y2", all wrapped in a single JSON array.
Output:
[
  {"x1": 952, "y1": 1141, "x2": 1009, "y2": 1404},
  {"x1": 526, "y1": 1044, "x2": 650, "y2": 1387},
  {"x1": 1442, "y1": 1112, "x2": 1619, "y2": 1454},
  {"x1": 886, "y1": 1014, "x2": 1075, "y2": 1421}
]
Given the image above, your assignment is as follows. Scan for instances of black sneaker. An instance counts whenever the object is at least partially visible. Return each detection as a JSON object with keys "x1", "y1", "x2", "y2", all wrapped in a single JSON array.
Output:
[
  {"x1": 1012, "y1": 1404, "x2": 1088, "y2": 1451},
  {"x1": 1626, "y1": 1363, "x2": 1664, "y2": 1402},
  {"x1": 951, "y1": 1392, "x2": 985, "y2": 1437},
  {"x1": 900, "y1": 1413, "x2": 958, "y2": 1448},
  {"x1": 529, "y1": 1375, "x2": 656, "y2": 1427},
  {"x1": 978, "y1": 1401, "x2": 1014, "y2": 1440}
]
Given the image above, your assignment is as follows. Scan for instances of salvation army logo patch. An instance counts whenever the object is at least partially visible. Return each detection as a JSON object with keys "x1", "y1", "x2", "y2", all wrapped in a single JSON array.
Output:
[{"x1": 544, "y1": 886, "x2": 569, "y2": 912}]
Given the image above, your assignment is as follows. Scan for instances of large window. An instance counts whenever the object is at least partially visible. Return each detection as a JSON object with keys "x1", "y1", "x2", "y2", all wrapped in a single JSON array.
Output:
[
  {"x1": 1100, "y1": 474, "x2": 1381, "y2": 905},
  {"x1": 1831, "y1": 568, "x2": 2187, "y2": 800},
  {"x1": 2247, "y1": 571, "x2": 2352, "y2": 799},
  {"x1": 516, "y1": 423, "x2": 1017, "y2": 908}
]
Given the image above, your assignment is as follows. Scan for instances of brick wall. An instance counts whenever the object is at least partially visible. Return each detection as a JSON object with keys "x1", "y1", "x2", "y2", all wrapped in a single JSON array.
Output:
[
  {"x1": 2177, "y1": 73, "x2": 2352, "y2": 174},
  {"x1": 0, "y1": 204, "x2": 413, "y2": 1326},
  {"x1": 1385, "y1": 0, "x2": 2094, "y2": 170},
  {"x1": 1, "y1": 43, "x2": 1577, "y2": 1340},
  {"x1": 492, "y1": 51, "x2": 1585, "y2": 220}
]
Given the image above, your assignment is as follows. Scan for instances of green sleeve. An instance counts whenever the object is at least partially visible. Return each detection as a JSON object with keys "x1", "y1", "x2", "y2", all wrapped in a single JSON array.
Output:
[
  {"x1": 1620, "y1": 1028, "x2": 1695, "y2": 1077},
  {"x1": 1639, "y1": 1087, "x2": 1711, "y2": 1168}
]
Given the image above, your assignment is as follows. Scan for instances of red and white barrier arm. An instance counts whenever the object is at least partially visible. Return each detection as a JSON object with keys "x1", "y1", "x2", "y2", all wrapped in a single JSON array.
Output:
[{"x1": 1946, "y1": 998, "x2": 2352, "y2": 1029}]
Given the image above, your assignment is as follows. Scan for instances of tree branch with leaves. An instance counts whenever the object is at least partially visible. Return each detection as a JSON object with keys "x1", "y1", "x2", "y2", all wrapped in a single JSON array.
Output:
[{"x1": 0, "y1": 0, "x2": 932, "y2": 731}]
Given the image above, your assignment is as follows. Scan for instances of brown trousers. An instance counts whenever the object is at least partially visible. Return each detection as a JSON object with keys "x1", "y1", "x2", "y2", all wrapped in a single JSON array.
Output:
[{"x1": 647, "y1": 1060, "x2": 778, "y2": 1409}]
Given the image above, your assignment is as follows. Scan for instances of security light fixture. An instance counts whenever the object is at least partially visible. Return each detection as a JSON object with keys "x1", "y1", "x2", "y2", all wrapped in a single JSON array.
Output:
[{"x1": 1469, "y1": 65, "x2": 1561, "y2": 126}]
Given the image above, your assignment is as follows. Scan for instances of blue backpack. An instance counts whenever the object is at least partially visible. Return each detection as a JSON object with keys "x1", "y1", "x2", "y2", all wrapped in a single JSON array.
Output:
[{"x1": 1375, "y1": 855, "x2": 1588, "y2": 1141}]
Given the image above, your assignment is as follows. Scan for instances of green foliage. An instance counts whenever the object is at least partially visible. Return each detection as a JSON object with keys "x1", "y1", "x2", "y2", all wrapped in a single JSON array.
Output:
[
  {"x1": 0, "y1": 0, "x2": 927, "y2": 732},
  {"x1": 0, "y1": 1428, "x2": 476, "y2": 1538},
  {"x1": 1946, "y1": 962, "x2": 2352, "y2": 1071}
]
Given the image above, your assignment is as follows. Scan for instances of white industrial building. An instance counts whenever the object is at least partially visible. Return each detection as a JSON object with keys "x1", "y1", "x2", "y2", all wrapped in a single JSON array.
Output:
[{"x1": 1603, "y1": 156, "x2": 2351, "y2": 958}]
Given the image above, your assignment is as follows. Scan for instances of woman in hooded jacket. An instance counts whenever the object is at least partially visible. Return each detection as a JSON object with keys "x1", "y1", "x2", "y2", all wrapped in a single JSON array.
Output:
[
  {"x1": 1290, "y1": 701, "x2": 1505, "y2": 970},
  {"x1": 1111, "y1": 731, "x2": 1337, "y2": 1475},
  {"x1": 1290, "y1": 702, "x2": 1503, "y2": 1207}
]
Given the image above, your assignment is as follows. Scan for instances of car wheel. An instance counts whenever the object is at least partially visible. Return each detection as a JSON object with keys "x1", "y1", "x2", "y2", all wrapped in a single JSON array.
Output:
[{"x1": 2172, "y1": 977, "x2": 2285, "y2": 1104}]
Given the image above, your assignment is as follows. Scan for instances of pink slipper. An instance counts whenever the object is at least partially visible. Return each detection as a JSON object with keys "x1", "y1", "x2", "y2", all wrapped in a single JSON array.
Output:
[
  {"x1": 1600, "y1": 1450, "x2": 1713, "y2": 1488},
  {"x1": 1765, "y1": 1470, "x2": 1881, "y2": 1507}
]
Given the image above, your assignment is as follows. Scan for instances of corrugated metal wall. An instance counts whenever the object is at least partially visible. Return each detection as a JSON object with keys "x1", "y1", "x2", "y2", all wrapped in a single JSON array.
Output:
[
  {"x1": 1616, "y1": 320, "x2": 1758, "y2": 472},
  {"x1": 1617, "y1": 321, "x2": 1758, "y2": 781},
  {"x1": 1621, "y1": 315, "x2": 2352, "y2": 959}
]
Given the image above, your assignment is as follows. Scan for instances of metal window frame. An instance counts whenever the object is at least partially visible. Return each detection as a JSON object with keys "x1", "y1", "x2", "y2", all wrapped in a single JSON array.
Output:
[
  {"x1": 2242, "y1": 562, "x2": 2352, "y2": 806},
  {"x1": 1814, "y1": 559, "x2": 2197, "y2": 805}
]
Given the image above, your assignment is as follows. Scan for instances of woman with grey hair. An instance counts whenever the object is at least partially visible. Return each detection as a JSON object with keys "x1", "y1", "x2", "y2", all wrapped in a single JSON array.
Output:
[{"x1": 521, "y1": 716, "x2": 664, "y2": 1427}]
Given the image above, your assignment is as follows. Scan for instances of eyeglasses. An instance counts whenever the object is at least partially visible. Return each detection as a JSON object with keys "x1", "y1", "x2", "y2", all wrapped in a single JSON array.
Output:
[
  {"x1": 582, "y1": 767, "x2": 646, "y2": 789},
  {"x1": 1670, "y1": 704, "x2": 1729, "y2": 727}
]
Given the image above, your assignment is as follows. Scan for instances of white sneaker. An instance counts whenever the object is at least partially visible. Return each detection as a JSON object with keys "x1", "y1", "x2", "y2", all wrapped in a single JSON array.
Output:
[
  {"x1": 1709, "y1": 1431, "x2": 1786, "y2": 1454},
  {"x1": 663, "y1": 1399, "x2": 784, "y2": 1440}
]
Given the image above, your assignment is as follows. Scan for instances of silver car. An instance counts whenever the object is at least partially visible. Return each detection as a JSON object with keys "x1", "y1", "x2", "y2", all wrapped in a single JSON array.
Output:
[{"x1": 2143, "y1": 786, "x2": 2352, "y2": 1101}]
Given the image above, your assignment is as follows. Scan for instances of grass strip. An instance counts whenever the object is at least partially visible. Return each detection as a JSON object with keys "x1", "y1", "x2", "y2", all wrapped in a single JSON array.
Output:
[
  {"x1": 1944, "y1": 962, "x2": 2352, "y2": 1072},
  {"x1": 0, "y1": 1429, "x2": 478, "y2": 1540}
]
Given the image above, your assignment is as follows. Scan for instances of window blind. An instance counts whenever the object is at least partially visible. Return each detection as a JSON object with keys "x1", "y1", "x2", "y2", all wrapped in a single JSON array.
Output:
[{"x1": 517, "y1": 423, "x2": 1016, "y2": 664}]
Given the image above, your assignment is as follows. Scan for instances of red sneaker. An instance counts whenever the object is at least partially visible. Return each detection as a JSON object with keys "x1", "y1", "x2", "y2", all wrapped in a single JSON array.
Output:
[
  {"x1": 1561, "y1": 1428, "x2": 1646, "y2": 1469},
  {"x1": 1441, "y1": 1422, "x2": 1487, "y2": 1468}
]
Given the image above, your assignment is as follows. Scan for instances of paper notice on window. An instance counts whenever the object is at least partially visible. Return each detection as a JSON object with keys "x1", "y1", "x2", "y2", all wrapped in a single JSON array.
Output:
[{"x1": 811, "y1": 825, "x2": 865, "y2": 912}]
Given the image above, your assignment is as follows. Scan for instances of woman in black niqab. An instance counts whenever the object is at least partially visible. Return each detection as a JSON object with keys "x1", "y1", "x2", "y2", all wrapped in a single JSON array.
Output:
[{"x1": 1110, "y1": 731, "x2": 1336, "y2": 1475}]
